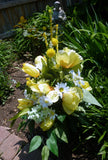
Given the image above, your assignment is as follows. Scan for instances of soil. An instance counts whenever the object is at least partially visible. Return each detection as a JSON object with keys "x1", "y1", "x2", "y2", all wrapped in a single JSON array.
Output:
[{"x1": 0, "y1": 60, "x2": 29, "y2": 141}]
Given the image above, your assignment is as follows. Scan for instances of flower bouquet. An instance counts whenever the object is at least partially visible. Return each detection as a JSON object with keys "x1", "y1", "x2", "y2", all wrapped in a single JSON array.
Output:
[{"x1": 10, "y1": 10, "x2": 102, "y2": 160}]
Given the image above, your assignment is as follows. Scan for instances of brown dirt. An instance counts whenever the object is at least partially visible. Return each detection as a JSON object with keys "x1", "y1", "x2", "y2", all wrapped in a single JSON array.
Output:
[{"x1": 0, "y1": 60, "x2": 30, "y2": 141}]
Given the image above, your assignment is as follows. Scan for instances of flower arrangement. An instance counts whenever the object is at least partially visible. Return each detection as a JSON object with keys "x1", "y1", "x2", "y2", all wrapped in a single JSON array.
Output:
[{"x1": 10, "y1": 9, "x2": 102, "y2": 159}]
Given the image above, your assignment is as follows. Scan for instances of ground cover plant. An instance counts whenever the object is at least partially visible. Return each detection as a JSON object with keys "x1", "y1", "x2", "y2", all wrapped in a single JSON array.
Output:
[
  {"x1": 0, "y1": 40, "x2": 16, "y2": 105},
  {"x1": 10, "y1": 7, "x2": 106, "y2": 160}
]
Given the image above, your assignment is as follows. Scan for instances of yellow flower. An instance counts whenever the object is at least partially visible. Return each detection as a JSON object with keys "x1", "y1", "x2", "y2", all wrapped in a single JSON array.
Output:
[
  {"x1": 22, "y1": 63, "x2": 40, "y2": 78},
  {"x1": 19, "y1": 16, "x2": 27, "y2": 23},
  {"x1": 49, "y1": 9, "x2": 52, "y2": 13},
  {"x1": 40, "y1": 117, "x2": 55, "y2": 131},
  {"x1": 62, "y1": 87, "x2": 83, "y2": 115},
  {"x1": 17, "y1": 99, "x2": 33, "y2": 110},
  {"x1": 56, "y1": 47, "x2": 83, "y2": 68},
  {"x1": 26, "y1": 77, "x2": 40, "y2": 92},
  {"x1": 37, "y1": 80, "x2": 52, "y2": 94},
  {"x1": 51, "y1": 38, "x2": 58, "y2": 47},
  {"x1": 79, "y1": 81, "x2": 92, "y2": 91},
  {"x1": 46, "y1": 48, "x2": 56, "y2": 58},
  {"x1": 43, "y1": 26, "x2": 47, "y2": 31}
]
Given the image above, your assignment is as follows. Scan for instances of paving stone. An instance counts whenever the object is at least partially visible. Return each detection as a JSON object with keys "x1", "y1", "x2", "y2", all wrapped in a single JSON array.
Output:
[
  {"x1": 0, "y1": 126, "x2": 11, "y2": 144},
  {"x1": 0, "y1": 133, "x2": 25, "y2": 160}
]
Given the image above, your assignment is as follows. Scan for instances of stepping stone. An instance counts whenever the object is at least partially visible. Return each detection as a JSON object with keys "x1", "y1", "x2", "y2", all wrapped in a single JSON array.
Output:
[
  {"x1": 0, "y1": 126, "x2": 11, "y2": 144},
  {"x1": 0, "y1": 126, "x2": 25, "y2": 160}
]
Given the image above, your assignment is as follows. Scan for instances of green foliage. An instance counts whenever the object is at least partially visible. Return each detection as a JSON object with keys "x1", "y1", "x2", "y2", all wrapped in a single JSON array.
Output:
[
  {"x1": 82, "y1": 89, "x2": 102, "y2": 107},
  {"x1": 29, "y1": 135, "x2": 42, "y2": 153},
  {"x1": 46, "y1": 131, "x2": 58, "y2": 157},
  {"x1": 41, "y1": 145, "x2": 49, "y2": 160},
  {"x1": 61, "y1": 7, "x2": 108, "y2": 159},
  {"x1": 63, "y1": 8, "x2": 108, "y2": 68},
  {"x1": 0, "y1": 40, "x2": 16, "y2": 105},
  {"x1": 0, "y1": 68, "x2": 13, "y2": 105},
  {"x1": 13, "y1": 5, "x2": 53, "y2": 59}
]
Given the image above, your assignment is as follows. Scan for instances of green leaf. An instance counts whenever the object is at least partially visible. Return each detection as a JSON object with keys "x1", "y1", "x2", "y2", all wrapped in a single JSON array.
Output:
[
  {"x1": 54, "y1": 128, "x2": 68, "y2": 143},
  {"x1": 98, "y1": 131, "x2": 107, "y2": 143},
  {"x1": 82, "y1": 89, "x2": 102, "y2": 107},
  {"x1": 29, "y1": 136, "x2": 42, "y2": 153},
  {"x1": 41, "y1": 145, "x2": 49, "y2": 160},
  {"x1": 57, "y1": 115, "x2": 66, "y2": 123},
  {"x1": 9, "y1": 108, "x2": 30, "y2": 121},
  {"x1": 46, "y1": 133, "x2": 58, "y2": 157}
]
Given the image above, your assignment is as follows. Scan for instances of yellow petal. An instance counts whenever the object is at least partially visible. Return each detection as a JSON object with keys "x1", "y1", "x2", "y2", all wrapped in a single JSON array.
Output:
[
  {"x1": 62, "y1": 87, "x2": 82, "y2": 115},
  {"x1": 40, "y1": 117, "x2": 55, "y2": 131},
  {"x1": 17, "y1": 99, "x2": 33, "y2": 110},
  {"x1": 26, "y1": 78, "x2": 40, "y2": 92},
  {"x1": 37, "y1": 80, "x2": 52, "y2": 94},
  {"x1": 22, "y1": 63, "x2": 40, "y2": 78},
  {"x1": 56, "y1": 47, "x2": 83, "y2": 68}
]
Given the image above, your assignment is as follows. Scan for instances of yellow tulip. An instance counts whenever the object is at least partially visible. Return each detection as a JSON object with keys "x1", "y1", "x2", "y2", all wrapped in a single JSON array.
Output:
[
  {"x1": 56, "y1": 47, "x2": 83, "y2": 68},
  {"x1": 17, "y1": 99, "x2": 33, "y2": 110},
  {"x1": 26, "y1": 78, "x2": 52, "y2": 94},
  {"x1": 62, "y1": 87, "x2": 83, "y2": 115},
  {"x1": 22, "y1": 63, "x2": 40, "y2": 78}
]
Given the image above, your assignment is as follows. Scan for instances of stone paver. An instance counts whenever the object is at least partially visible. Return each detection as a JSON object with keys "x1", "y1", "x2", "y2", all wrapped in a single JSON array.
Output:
[
  {"x1": 0, "y1": 126, "x2": 11, "y2": 144},
  {"x1": 0, "y1": 126, "x2": 51, "y2": 160},
  {"x1": 0, "y1": 126, "x2": 25, "y2": 160}
]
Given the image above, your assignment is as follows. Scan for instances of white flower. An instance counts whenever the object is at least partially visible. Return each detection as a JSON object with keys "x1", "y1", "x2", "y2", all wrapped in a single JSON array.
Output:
[
  {"x1": 69, "y1": 70, "x2": 84, "y2": 87},
  {"x1": 39, "y1": 96, "x2": 53, "y2": 108},
  {"x1": 54, "y1": 82, "x2": 69, "y2": 98},
  {"x1": 28, "y1": 107, "x2": 40, "y2": 120},
  {"x1": 46, "y1": 90, "x2": 59, "y2": 103},
  {"x1": 35, "y1": 56, "x2": 46, "y2": 71}
]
